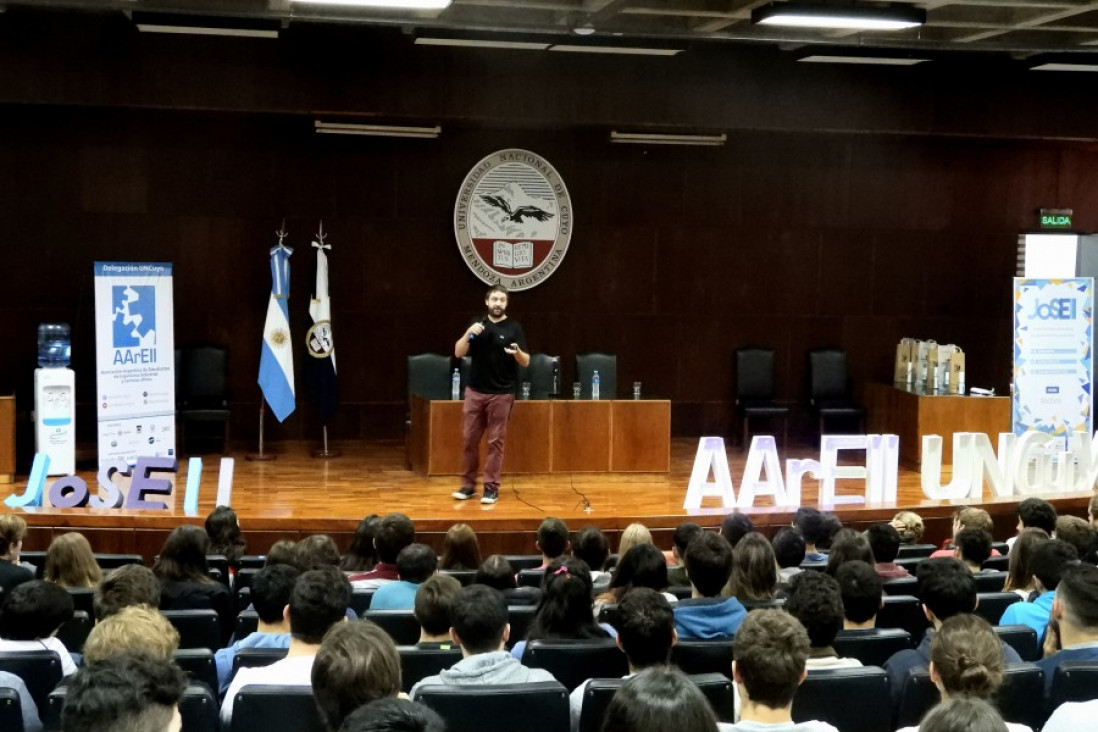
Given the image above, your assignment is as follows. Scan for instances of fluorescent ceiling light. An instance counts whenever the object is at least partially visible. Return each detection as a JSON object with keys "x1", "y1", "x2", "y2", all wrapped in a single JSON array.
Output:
[
  {"x1": 292, "y1": 0, "x2": 452, "y2": 8},
  {"x1": 132, "y1": 12, "x2": 280, "y2": 38},
  {"x1": 752, "y1": 3, "x2": 926, "y2": 30},
  {"x1": 314, "y1": 121, "x2": 441, "y2": 138},
  {"x1": 549, "y1": 45, "x2": 682, "y2": 56},
  {"x1": 1031, "y1": 63, "x2": 1098, "y2": 72},
  {"x1": 415, "y1": 38, "x2": 549, "y2": 50},
  {"x1": 136, "y1": 24, "x2": 278, "y2": 38},
  {"x1": 610, "y1": 131, "x2": 726, "y2": 147},
  {"x1": 799, "y1": 55, "x2": 928, "y2": 65}
]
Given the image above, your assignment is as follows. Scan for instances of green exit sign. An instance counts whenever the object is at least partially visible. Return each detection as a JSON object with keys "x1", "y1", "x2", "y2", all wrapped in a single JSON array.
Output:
[{"x1": 1040, "y1": 208, "x2": 1073, "y2": 229}]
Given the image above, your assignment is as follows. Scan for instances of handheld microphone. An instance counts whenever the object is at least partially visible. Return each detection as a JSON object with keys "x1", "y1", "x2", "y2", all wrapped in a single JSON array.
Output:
[{"x1": 468, "y1": 317, "x2": 489, "y2": 341}]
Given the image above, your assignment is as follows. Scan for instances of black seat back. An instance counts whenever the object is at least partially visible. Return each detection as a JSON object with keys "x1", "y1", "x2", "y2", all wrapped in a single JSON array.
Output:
[
  {"x1": 407, "y1": 353, "x2": 453, "y2": 402},
  {"x1": 793, "y1": 666, "x2": 892, "y2": 732},
  {"x1": 65, "y1": 588, "x2": 95, "y2": 618},
  {"x1": 162, "y1": 609, "x2": 222, "y2": 650},
  {"x1": 517, "y1": 569, "x2": 544, "y2": 588},
  {"x1": 507, "y1": 606, "x2": 536, "y2": 649},
  {"x1": 438, "y1": 570, "x2": 477, "y2": 587},
  {"x1": 415, "y1": 681, "x2": 568, "y2": 732},
  {"x1": 229, "y1": 685, "x2": 325, "y2": 732},
  {"x1": 882, "y1": 577, "x2": 919, "y2": 596},
  {"x1": 974, "y1": 593, "x2": 1021, "y2": 625},
  {"x1": 518, "y1": 354, "x2": 561, "y2": 399},
  {"x1": 504, "y1": 555, "x2": 543, "y2": 572},
  {"x1": 996, "y1": 664, "x2": 1046, "y2": 730},
  {"x1": 522, "y1": 640, "x2": 628, "y2": 691},
  {"x1": 1049, "y1": 661, "x2": 1098, "y2": 713},
  {"x1": 234, "y1": 610, "x2": 259, "y2": 640},
  {"x1": 350, "y1": 589, "x2": 375, "y2": 615},
  {"x1": 0, "y1": 650, "x2": 62, "y2": 716},
  {"x1": 578, "y1": 673, "x2": 734, "y2": 732},
  {"x1": 973, "y1": 572, "x2": 1008, "y2": 593},
  {"x1": 877, "y1": 595, "x2": 929, "y2": 639},
  {"x1": 993, "y1": 624, "x2": 1039, "y2": 662},
  {"x1": 398, "y1": 646, "x2": 463, "y2": 693},
  {"x1": 983, "y1": 555, "x2": 1010, "y2": 572},
  {"x1": 833, "y1": 628, "x2": 913, "y2": 668},
  {"x1": 736, "y1": 348, "x2": 778, "y2": 403},
  {"x1": 93, "y1": 553, "x2": 144, "y2": 570},
  {"x1": 671, "y1": 639, "x2": 734, "y2": 678},
  {"x1": 364, "y1": 610, "x2": 421, "y2": 646},
  {"x1": 230, "y1": 648, "x2": 289, "y2": 684},
  {"x1": 56, "y1": 610, "x2": 92, "y2": 654},
  {"x1": 47, "y1": 682, "x2": 217, "y2": 732},
  {"x1": 174, "y1": 648, "x2": 218, "y2": 695},
  {"x1": 0, "y1": 686, "x2": 24, "y2": 732},
  {"x1": 896, "y1": 545, "x2": 937, "y2": 559}
]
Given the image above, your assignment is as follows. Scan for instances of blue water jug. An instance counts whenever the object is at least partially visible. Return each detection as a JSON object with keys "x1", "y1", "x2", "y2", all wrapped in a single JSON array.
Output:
[{"x1": 37, "y1": 323, "x2": 71, "y2": 368}]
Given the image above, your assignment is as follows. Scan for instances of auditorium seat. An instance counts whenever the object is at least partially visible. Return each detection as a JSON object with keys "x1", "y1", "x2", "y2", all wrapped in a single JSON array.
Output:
[
  {"x1": 398, "y1": 645, "x2": 463, "y2": 692},
  {"x1": 522, "y1": 639, "x2": 628, "y2": 691},
  {"x1": 439, "y1": 570, "x2": 476, "y2": 586},
  {"x1": 735, "y1": 347, "x2": 790, "y2": 449},
  {"x1": 742, "y1": 598, "x2": 786, "y2": 611},
  {"x1": 983, "y1": 555, "x2": 1010, "y2": 572},
  {"x1": 65, "y1": 587, "x2": 95, "y2": 618},
  {"x1": 518, "y1": 354, "x2": 560, "y2": 399},
  {"x1": 575, "y1": 353, "x2": 617, "y2": 400},
  {"x1": 894, "y1": 557, "x2": 924, "y2": 572},
  {"x1": 174, "y1": 648, "x2": 219, "y2": 695},
  {"x1": 207, "y1": 555, "x2": 231, "y2": 587},
  {"x1": 364, "y1": 610, "x2": 421, "y2": 646},
  {"x1": 517, "y1": 568, "x2": 544, "y2": 588},
  {"x1": 162, "y1": 609, "x2": 222, "y2": 651},
  {"x1": 93, "y1": 553, "x2": 144, "y2": 570},
  {"x1": 896, "y1": 544, "x2": 937, "y2": 559},
  {"x1": 993, "y1": 624, "x2": 1039, "y2": 662},
  {"x1": 666, "y1": 585, "x2": 693, "y2": 600},
  {"x1": 1048, "y1": 661, "x2": 1098, "y2": 715},
  {"x1": 0, "y1": 686, "x2": 24, "y2": 732},
  {"x1": 503, "y1": 555, "x2": 543, "y2": 571},
  {"x1": 833, "y1": 628, "x2": 913, "y2": 667},
  {"x1": 882, "y1": 577, "x2": 918, "y2": 596},
  {"x1": 229, "y1": 685, "x2": 325, "y2": 732},
  {"x1": 0, "y1": 650, "x2": 62, "y2": 722},
  {"x1": 973, "y1": 592, "x2": 1021, "y2": 624},
  {"x1": 578, "y1": 673, "x2": 734, "y2": 732},
  {"x1": 349, "y1": 589, "x2": 375, "y2": 615},
  {"x1": 18, "y1": 552, "x2": 44, "y2": 577},
  {"x1": 230, "y1": 648, "x2": 288, "y2": 684},
  {"x1": 973, "y1": 571, "x2": 1007, "y2": 593},
  {"x1": 239, "y1": 556, "x2": 266, "y2": 570},
  {"x1": 793, "y1": 666, "x2": 891, "y2": 732},
  {"x1": 507, "y1": 606, "x2": 536, "y2": 648},
  {"x1": 234, "y1": 610, "x2": 259, "y2": 640},
  {"x1": 671, "y1": 638, "x2": 734, "y2": 678},
  {"x1": 897, "y1": 665, "x2": 1045, "y2": 730},
  {"x1": 876, "y1": 595, "x2": 929, "y2": 640},
  {"x1": 46, "y1": 682, "x2": 218, "y2": 732},
  {"x1": 234, "y1": 587, "x2": 254, "y2": 614},
  {"x1": 415, "y1": 681, "x2": 568, "y2": 732},
  {"x1": 55, "y1": 610, "x2": 92, "y2": 654}
]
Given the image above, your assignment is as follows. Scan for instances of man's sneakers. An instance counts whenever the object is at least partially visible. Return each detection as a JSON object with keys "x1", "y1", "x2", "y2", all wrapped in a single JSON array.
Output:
[
  {"x1": 451, "y1": 487, "x2": 476, "y2": 500},
  {"x1": 481, "y1": 486, "x2": 499, "y2": 505}
]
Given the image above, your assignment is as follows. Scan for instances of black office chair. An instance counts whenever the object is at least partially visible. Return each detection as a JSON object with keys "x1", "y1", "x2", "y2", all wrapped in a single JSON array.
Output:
[
  {"x1": 1048, "y1": 661, "x2": 1098, "y2": 714},
  {"x1": 174, "y1": 648, "x2": 219, "y2": 695},
  {"x1": 518, "y1": 354, "x2": 560, "y2": 399},
  {"x1": 0, "y1": 687, "x2": 24, "y2": 732},
  {"x1": 973, "y1": 571, "x2": 1008, "y2": 593},
  {"x1": 974, "y1": 592, "x2": 1021, "y2": 625},
  {"x1": 407, "y1": 354, "x2": 453, "y2": 402},
  {"x1": 364, "y1": 610, "x2": 422, "y2": 646},
  {"x1": 578, "y1": 673, "x2": 734, "y2": 732},
  {"x1": 575, "y1": 353, "x2": 617, "y2": 400},
  {"x1": 55, "y1": 610, "x2": 92, "y2": 654},
  {"x1": 398, "y1": 646, "x2": 463, "y2": 693},
  {"x1": 671, "y1": 638, "x2": 734, "y2": 678},
  {"x1": 993, "y1": 625, "x2": 1039, "y2": 662},
  {"x1": 808, "y1": 348, "x2": 864, "y2": 437},
  {"x1": 0, "y1": 650, "x2": 62, "y2": 721},
  {"x1": 229, "y1": 685, "x2": 326, "y2": 732},
  {"x1": 832, "y1": 628, "x2": 913, "y2": 667},
  {"x1": 522, "y1": 639, "x2": 628, "y2": 691},
  {"x1": 414, "y1": 681, "x2": 569, "y2": 732},
  {"x1": 735, "y1": 348, "x2": 789, "y2": 449},
  {"x1": 793, "y1": 666, "x2": 892, "y2": 732},
  {"x1": 177, "y1": 345, "x2": 231, "y2": 454},
  {"x1": 877, "y1": 595, "x2": 929, "y2": 640},
  {"x1": 162, "y1": 609, "x2": 222, "y2": 651}
]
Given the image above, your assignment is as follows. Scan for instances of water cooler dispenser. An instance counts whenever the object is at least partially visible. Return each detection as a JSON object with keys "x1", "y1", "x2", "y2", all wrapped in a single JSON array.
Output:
[{"x1": 34, "y1": 323, "x2": 75, "y2": 476}]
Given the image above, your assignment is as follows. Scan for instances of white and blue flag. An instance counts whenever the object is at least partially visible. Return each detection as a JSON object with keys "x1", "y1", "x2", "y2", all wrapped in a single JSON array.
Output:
[{"x1": 258, "y1": 241, "x2": 295, "y2": 422}]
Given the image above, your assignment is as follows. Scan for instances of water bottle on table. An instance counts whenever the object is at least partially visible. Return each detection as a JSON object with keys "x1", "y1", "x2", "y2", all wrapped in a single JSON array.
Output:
[
  {"x1": 592, "y1": 370, "x2": 600, "y2": 401},
  {"x1": 451, "y1": 368, "x2": 461, "y2": 400}
]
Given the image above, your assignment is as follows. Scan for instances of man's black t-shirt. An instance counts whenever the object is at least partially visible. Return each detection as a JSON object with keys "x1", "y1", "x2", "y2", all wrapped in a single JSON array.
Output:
[{"x1": 467, "y1": 317, "x2": 527, "y2": 394}]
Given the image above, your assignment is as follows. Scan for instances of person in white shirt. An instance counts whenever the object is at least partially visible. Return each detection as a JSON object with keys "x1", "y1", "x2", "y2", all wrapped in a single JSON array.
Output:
[
  {"x1": 220, "y1": 567, "x2": 351, "y2": 726},
  {"x1": 1043, "y1": 699, "x2": 1098, "y2": 732},
  {"x1": 783, "y1": 571, "x2": 862, "y2": 670},
  {"x1": 0, "y1": 580, "x2": 77, "y2": 676},
  {"x1": 919, "y1": 698, "x2": 1009, "y2": 732}
]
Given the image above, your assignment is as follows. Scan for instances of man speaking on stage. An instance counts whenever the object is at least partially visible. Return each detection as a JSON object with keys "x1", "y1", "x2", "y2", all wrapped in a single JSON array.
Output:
[{"x1": 452, "y1": 284, "x2": 529, "y2": 505}]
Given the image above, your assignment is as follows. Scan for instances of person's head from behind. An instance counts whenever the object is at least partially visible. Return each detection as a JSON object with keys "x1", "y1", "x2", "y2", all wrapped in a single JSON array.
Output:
[
  {"x1": 529, "y1": 557, "x2": 601, "y2": 640},
  {"x1": 1052, "y1": 562, "x2": 1098, "y2": 636},
  {"x1": 771, "y1": 527, "x2": 806, "y2": 570},
  {"x1": 251, "y1": 564, "x2": 300, "y2": 626},
  {"x1": 313, "y1": 620, "x2": 402, "y2": 731},
  {"x1": 45, "y1": 532, "x2": 103, "y2": 588},
  {"x1": 290, "y1": 567, "x2": 352, "y2": 644},
  {"x1": 414, "y1": 573, "x2": 461, "y2": 641},
  {"x1": 598, "y1": 668, "x2": 718, "y2": 732},
  {"x1": 793, "y1": 508, "x2": 833, "y2": 549},
  {"x1": 919, "y1": 697, "x2": 1008, "y2": 732},
  {"x1": 916, "y1": 559, "x2": 977, "y2": 625},
  {"x1": 536, "y1": 517, "x2": 570, "y2": 560},
  {"x1": 954, "y1": 507, "x2": 994, "y2": 538},
  {"x1": 94, "y1": 564, "x2": 160, "y2": 620},
  {"x1": 730, "y1": 533, "x2": 778, "y2": 602},
  {"x1": 63, "y1": 653, "x2": 187, "y2": 732},
  {"x1": 83, "y1": 605, "x2": 179, "y2": 663},
  {"x1": 891, "y1": 511, "x2": 925, "y2": 545},
  {"x1": 784, "y1": 570, "x2": 844, "y2": 649},
  {"x1": 375, "y1": 514, "x2": 416, "y2": 566},
  {"x1": 1017, "y1": 497, "x2": 1057, "y2": 535},
  {"x1": 396, "y1": 544, "x2": 437, "y2": 585},
  {"x1": 0, "y1": 514, "x2": 27, "y2": 558},
  {"x1": 732, "y1": 609, "x2": 810, "y2": 712},
  {"x1": 825, "y1": 528, "x2": 875, "y2": 576},
  {"x1": 342, "y1": 515, "x2": 380, "y2": 572},
  {"x1": 615, "y1": 588, "x2": 676, "y2": 670},
  {"x1": 929, "y1": 614, "x2": 1004, "y2": 700},
  {"x1": 338, "y1": 699, "x2": 445, "y2": 732},
  {"x1": 1054, "y1": 516, "x2": 1095, "y2": 560},
  {"x1": 684, "y1": 532, "x2": 734, "y2": 598},
  {"x1": 866, "y1": 523, "x2": 902, "y2": 564},
  {"x1": 721, "y1": 513, "x2": 754, "y2": 548},
  {"x1": 572, "y1": 526, "x2": 611, "y2": 573},
  {"x1": 835, "y1": 560, "x2": 883, "y2": 627},
  {"x1": 153, "y1": 525, "x2": 210, "y2": 584},
  {"x1": 474, "y1": 554, "x2": 516, "y2": 591},
  {"x1": 610, "y1": 543, "x2": 669, "y2": 596},
  {"x1": 439, "y1": 523, "x2": 481, "y2": 571},
  {"x1": 266, "y1": 539, "x2": 298, "y2": 567},
  {"x1": 1030, "y1": 539, "x2": 1079, "y2": 593},
  {"x1": 953, "y1": 528, "x2": 993, "y2": 570},
  {"x1": 294, "y1": 534, "x2": 342, "y2": 572},
  {"x1": 449, "y1": 584, "x2": 509, "y2": 654},
  {"x1": 0, "y1": 580, "x2": 74, "y2": 640},
  {"x1": 672, "y1": 522, "x2": 704, "y2": 563},
  {"x1": 618, "y1": 523, "x2": 653, "y2": 558},
  {"x1": 1004, "y1": 527, "x2": 1049, "y2": 593},
  {"x1": 204, "y1": 505, "x2": 242, "y2": 557}
]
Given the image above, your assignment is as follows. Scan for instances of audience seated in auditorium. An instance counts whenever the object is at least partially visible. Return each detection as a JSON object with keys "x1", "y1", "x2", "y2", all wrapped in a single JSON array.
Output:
[
  {"x1": 83, "y1": 604, "x2": 179, "y2": 663},
  {"x1": 221, "y1": 567, "x2": 352, "y2": 725},
  {"x1": 1008, "y1": 498, "x2": 1058, "y2": 552},
  {"x1": 214, "y1": 564, "x2": 297, "y2": 694},
  {"x1": 897, "y1": 614, "x2": 1030, "y2": 732},
  {"x1": 0, "y1": 514, "x2": 34, "y2": 595},
  {"x1": 721, "y1": 513, "x2": 754, "y2": 548},
  {"x1": 1036, "y1": 562, "x2": 1098, "y2": 692},
  {"x1": 825, "y1": 529, "x2": 875, "y2": 578},
  {"x1": 604, "y1": 668, "x2": 719, "y2": 732},
  {"x1": 867, "y1": 523, "x2": 910, "y2": 579},
  {"x1": 513, "y1": 557, "x2": 611, "y2": 659},
  {"x1": 572, "y1": 527, "x2": 612, "y2": 592},
  {"x1": 94, "y1": 563, "x2": 161, "y2": 620},
  {"x1": 793, "y1": 508, "x2": 839, "y2": 563},
  {"x1": 439, "y1": 523, "x2": 482, "y2": 572},
  {"x1": 772, "y1": 527, "x2": 806, "y2": 586},
  {"x1": 0, "y1": 580, "x2": 77, "y2": 676},
  {"x1": 1003, "y1": 528, "x2": 1049, "y2": 600},
  {"x1": 891, "y1": 511, "x2": 926, "y2": 546},
  {"x1": 341, "y1": 516, "x2": 381, "y2": 573},
  {"x1": 414, "y1": 574, "x2": 462, "y2": 647},
  {"x1": 340, "y1": 698, "x2": 445, "y2": 732},
  {"x1": 931, "y1": 507, "x2": 1000, "y2": 559},
  {"x1": 1089, "y1": 494, "x2": 1098, "y2": 532},
  {"x1": 265, "y1": 539, "x2": 298, "y2": 567},
  {"x1": 295, "y1": 534, "x2": 343, "y2": 572},
  {"x1": 350, "y1": 514, "x2": 416, "y2": 589},
  {"x1": 1042, "y1": 698, "x2": 1098, "y2": 732},
  {"x1": 570, "y1": 588, "x2": 677, "y2": 731},
  {"x1": 673, "y1": 532, "x2": 745, "y2": 640},
  {"x1": 44, "y1": 532, "x2": 103, "y2": 589},
  {"x1": 1054, "y1": 515, "x2": 1096, "y2": 564},
  {"x1": 475, "y1": 554, "x2": 539, "y2": 606},
  {"x1": 371, "y1": 544, "x2": 438, "y2": 611},
  {"x1": 618, "y1": 523, "x2": 653, "y2": 559},
  {"x1": 533, "y1": 517, "x2": 571, "y2": 571},
  {"x1": 595, "y1": 544, "x2": 676, "y2": 616},
  {"x1": 953, "y1": 528, "x2": 995, "y2": 574},
  {"x1": 0, "y1": 670, "x2": 40, "y2": 732},
  {"x1": 727, "y1": 533, "x2": 778, "y2": 602},
  {"x1": 62, "y1": 653, "x2": 188, "y2": 732},
  {"x1": 835, "y1": 560, "x2": 883, "y2": 630},
  {"x1": 668, "y1": 522, "x2": 704, "y2": 587},
  {"x1": 918, "y1": 697, "x2": 1009, "y2": 732},
  {"x1": 410, "y1": 584, "x2": 555, "y2": 698},
  {"x1": 999, "y1": 539, "x2": 1077, "y2": 638},
  {"x1": 884, "y1": 558, "x2": 1022, "y2": 700},
  {"x1": 313, "y1": 620, "x2": 404, "y2": 731},
  {"x1": 785, "y1": 570, "x2": 862, "y2": 669},
  {"x1": 722, "y1": 609, "x2": 838, "y2": 732},
  {"x1": 153, "y1": 525, "x2": 233, "y2": 640},
  {"x1": 205, "y1": 505, "x2": 246, "y2": 572}
]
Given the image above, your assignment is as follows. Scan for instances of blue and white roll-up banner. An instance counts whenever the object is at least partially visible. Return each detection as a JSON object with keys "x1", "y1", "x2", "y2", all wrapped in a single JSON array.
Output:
[
  {"x1": 1013, "y1": 277, "x2": 1094, "y2": 437},
  {"x1": 94, "y1": 262, "x2": 176, "y2": 466}
]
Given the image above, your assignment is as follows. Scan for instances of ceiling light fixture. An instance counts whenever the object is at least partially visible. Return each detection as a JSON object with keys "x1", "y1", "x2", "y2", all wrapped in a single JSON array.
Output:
[
  {"x1": 415, "y1": 38, "x2": 549, "y2": 50},
  {"x1": 549, "y1": 45, "x2": 682, "y2": 56},
  {"x1": 292, "y1": 0, "x2": 452, "y2": 8},
  {"x1": 1031, "y1": 62, "x2": 1098, "y2": 72},
  {"x1": 314, "y1": 121, "x2": 441, "y2": 138},
  {"x1": 132, "y1": 12, "x2": 280, "y2": 38},
  {"x1": 752, "y1": 3, "x2": 926, "y2": 30},
  {"x1": 572, "y1": 24, "x2": 596, "y2": 36},
  {"x1": 799, "y1": 55, "x2": 928, "y2": 65},
  {"x1": 610, "y1": 131, "x2": 726, "y2": 147}
]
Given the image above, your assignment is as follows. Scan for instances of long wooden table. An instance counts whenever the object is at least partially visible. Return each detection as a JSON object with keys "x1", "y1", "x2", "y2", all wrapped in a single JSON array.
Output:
[
  {"x1": 864, "y1": 383, "x2": 1011, "y2": 466},
  {"x1": 408, "y1": 396, "x2": 671, "y2": 475}
]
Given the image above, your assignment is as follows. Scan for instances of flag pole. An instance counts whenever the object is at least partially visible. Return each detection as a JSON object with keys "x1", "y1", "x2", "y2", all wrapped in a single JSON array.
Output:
[
  {"x1": 246, "y1": 399, "x2": 276, "y2": 461},
  {"x1": 312, "y1": 423, "x2": 341, "y2": 459},
  {"x1": 309, "y1": 221, "x2": 341, "y2": 459}
]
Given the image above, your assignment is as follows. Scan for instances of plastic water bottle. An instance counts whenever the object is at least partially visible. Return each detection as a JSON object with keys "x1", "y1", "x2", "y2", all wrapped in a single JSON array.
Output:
[
  {"x1": 592, "y1": 370, "x2": 600, "y2": 401},
  {"x1": 37, "y1": 323, "x2": 71, "y2": 368},
  {"x1": 451, "y1": 369, "x2": 461, "y2": 400}
]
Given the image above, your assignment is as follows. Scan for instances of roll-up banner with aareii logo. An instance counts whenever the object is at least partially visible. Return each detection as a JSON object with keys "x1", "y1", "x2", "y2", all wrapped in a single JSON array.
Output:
[
  {"x1": 1013, "y1": 277, "x2": 1093, "y2": 437},
  {"x1": 94, "y1": 262, "x2": 176, "y2": 466}
]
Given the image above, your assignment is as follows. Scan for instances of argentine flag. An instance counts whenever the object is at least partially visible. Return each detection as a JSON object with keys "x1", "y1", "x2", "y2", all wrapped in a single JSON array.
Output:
[{"x1": 258, "y1": 241, "x2": 295, "y2": 422}]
